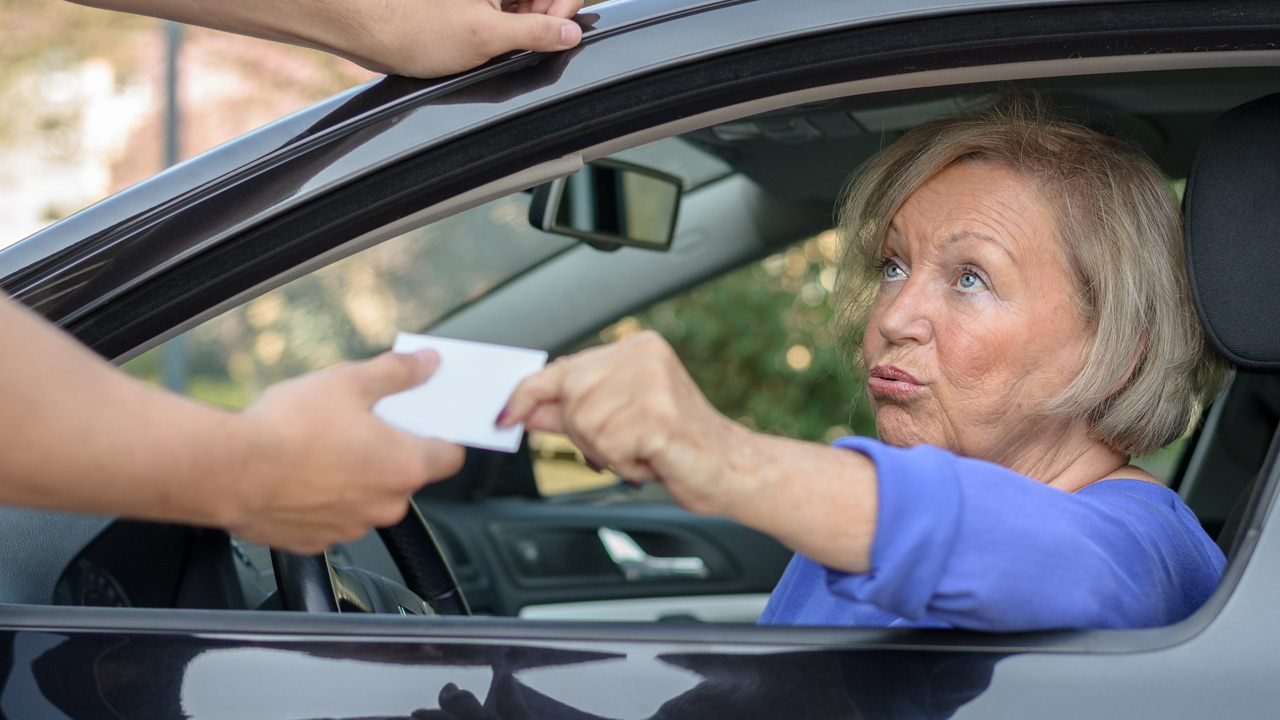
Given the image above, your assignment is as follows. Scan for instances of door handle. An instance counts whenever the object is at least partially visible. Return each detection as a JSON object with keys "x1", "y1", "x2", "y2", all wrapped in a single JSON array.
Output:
[{"x1": 597, "y1": 527, "x2": 710, "y2": 581}]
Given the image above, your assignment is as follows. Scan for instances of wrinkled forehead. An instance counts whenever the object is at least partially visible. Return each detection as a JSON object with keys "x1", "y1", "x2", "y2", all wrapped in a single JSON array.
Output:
[{"x1": 885, "y1": 160, "x2": 1069, "y2": 262}]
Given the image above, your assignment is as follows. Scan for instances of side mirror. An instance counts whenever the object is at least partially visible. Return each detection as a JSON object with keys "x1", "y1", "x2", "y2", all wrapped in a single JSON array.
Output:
[{"x1": 529, "y1": 159, "x2": 683, "y2": 252}]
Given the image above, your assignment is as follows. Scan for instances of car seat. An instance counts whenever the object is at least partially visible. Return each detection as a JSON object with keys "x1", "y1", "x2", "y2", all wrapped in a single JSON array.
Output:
[{"x1": 1183, "y1": 92, "x2": 1280, "y2": 558}]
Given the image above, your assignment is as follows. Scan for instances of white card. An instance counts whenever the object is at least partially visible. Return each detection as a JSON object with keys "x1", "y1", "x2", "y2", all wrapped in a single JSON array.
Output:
[{"x1": 373, "y1": 333, "x2": 548, "y2": 453}]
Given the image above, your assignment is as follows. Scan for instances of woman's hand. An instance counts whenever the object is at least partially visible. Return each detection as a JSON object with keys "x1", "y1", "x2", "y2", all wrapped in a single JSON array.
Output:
[{"x1": 500, "y1": 331, "x2": 747, "y2": 515}]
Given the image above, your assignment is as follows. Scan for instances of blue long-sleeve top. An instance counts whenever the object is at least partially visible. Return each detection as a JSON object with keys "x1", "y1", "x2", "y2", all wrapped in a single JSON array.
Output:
[{"x1": 758, "y1": 436, "x2": 1225, "y2": 631}]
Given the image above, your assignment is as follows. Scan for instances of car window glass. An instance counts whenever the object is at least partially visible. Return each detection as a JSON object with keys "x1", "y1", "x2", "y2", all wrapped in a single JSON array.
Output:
[{"x1": 121, "y1": 192, "x2": 575, "y2": 407}]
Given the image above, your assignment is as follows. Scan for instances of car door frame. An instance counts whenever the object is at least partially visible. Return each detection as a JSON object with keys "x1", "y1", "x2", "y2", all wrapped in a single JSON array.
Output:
[{"x1": 4, "y1": 1, "x2": 1280, "y2": 716}]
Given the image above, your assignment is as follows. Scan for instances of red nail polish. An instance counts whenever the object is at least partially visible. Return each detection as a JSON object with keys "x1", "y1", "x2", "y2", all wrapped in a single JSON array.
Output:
[
  {"x1": 495, "y1": 404, "x2": 511, "y2": 425},
  {"x1": 586, "y1": 458, "x2": 604, "y2": 473}
]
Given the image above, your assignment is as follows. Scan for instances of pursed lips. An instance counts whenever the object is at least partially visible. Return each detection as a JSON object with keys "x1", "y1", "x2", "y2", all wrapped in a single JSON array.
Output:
[{"x1": 867, "y1": 364, "x2": 925, "y2": 397}]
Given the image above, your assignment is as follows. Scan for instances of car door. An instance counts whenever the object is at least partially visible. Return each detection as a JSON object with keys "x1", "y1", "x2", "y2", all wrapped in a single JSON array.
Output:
[{"x1": 4, "y1": 2, "x2": 1280, "y2": 718}]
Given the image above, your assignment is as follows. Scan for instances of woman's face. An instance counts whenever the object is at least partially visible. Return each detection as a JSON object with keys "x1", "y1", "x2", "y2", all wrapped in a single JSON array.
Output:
[{"x1": 862, "y1": 162, "x2": 1091, "y2": 467}]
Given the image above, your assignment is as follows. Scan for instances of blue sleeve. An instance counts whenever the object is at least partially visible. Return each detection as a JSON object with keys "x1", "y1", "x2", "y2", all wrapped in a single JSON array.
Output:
[
  {"x1": 758, "y1": 554, "x2": 806, "y2": 624},
  {"x1": 826, "y1": 437, "x2": 1225, "y2": 631}
]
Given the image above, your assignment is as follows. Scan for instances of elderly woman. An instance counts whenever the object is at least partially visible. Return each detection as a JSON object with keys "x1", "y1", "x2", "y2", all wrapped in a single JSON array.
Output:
[{"x1": 499, "y1": 100, "x2": 1229, "y2": 631}]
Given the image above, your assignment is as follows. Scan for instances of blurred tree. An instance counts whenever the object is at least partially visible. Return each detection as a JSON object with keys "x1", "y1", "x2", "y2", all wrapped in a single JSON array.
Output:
[
  {"x1": 0, "y1": 1, "x2": 153, "y2": 144},
  {"x1": 590, "y1": 230, "x2": 878, "y2": 444}
]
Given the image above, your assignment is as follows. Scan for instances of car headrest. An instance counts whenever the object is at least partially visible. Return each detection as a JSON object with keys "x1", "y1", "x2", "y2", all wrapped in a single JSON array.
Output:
[{"x1": 1185, "y1": 93, "x2": 1280, "y2": 371}]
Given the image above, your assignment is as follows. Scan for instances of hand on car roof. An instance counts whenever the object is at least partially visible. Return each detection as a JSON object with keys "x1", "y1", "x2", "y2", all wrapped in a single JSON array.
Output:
[{"x1": 70, "y1": 0, "x2": 586, "y2": 78}]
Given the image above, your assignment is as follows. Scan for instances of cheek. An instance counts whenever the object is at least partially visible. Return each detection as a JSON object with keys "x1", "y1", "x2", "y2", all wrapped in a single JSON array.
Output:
[
  {"x1": 861, "y1": 318, "x2": 881, "y2": 360},
  {"x1": 860, "y1": 304, "x2": 887, "y2": 364},
  {"x1": 934, "y1": 316, "x2": 1009, "y2": 391},
  {"x1": 1022, "y1": 301, "x2": 1092, "y2": 387},
  {"x1": 936, "y1": 306, "x2": 1087, "y2": 405}
]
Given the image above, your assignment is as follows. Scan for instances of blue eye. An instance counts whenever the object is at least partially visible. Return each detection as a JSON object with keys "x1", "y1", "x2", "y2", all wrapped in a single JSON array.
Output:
[
  {"x1": 882, "y1": 260, "x2": 906, "y2": 281},
  {"x1": 958, "y1": 271, "x2": 987, "y2": 291}
]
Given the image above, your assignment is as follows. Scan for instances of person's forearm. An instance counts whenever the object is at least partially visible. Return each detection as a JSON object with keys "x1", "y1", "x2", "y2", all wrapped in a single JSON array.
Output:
[
  {"x1": 0, "y1": 294, "x2": 251, "y2": 527},
  {"x1": 717, "y1": 426, "x2": 879, "y2": 574}
]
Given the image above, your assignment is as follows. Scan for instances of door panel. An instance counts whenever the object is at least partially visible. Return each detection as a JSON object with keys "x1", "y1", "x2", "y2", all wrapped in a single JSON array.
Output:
[{"x1": 417, "y1": 496, "x2": 792, "y2": 618}]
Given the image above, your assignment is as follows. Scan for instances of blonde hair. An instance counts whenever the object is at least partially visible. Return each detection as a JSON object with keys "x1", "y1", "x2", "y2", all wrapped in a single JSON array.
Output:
[{"x1": 834, "y1": 96, "x2": 1228, "y2": 457}]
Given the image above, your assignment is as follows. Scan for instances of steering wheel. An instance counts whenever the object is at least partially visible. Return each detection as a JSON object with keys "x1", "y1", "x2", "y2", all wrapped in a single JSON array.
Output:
[{"x1": 271, "y1": 501, "x2": 470, "y2": 615}]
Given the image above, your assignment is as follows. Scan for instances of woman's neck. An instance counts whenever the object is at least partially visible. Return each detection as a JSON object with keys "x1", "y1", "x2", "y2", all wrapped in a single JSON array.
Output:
[{"x1": 996, "y1": 422, "x2": 1134, "y2": 492}]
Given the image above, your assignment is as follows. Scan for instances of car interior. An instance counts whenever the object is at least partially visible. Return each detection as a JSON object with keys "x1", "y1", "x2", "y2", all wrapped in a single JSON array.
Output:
[{"x1": 3, "y1": 63, "x2": 1279, "y2": 637}]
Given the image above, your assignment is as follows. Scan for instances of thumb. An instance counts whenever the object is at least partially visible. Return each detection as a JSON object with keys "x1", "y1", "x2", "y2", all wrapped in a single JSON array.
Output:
[
  {"x1": 349, "y1": 349, "x2": 441, "y2": 404},
  {"x1": 488, "y1": 12, "x2": 582, "y2": 54}
]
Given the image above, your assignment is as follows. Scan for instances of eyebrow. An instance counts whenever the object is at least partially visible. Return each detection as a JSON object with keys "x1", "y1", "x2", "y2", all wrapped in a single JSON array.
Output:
[
  {"x1": 942, "y1": 229, "x2": 1019, "y2": 267},
  {"x1": 884, "y1": 224, "x2": 1020, "y2": 266}
]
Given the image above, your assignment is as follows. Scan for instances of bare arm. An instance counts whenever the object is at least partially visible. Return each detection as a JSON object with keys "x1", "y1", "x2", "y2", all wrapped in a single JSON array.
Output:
[
  {"x1": 0, "y1": 0, "x2": 581, "y2": 553},
  {"x1": 501, "y1": 331, "x2": 879, "y2": 573},
  {"x1": 68, "y1": 0, "x2": 585, "y2": 78},
  {"x1": 0, "y1": 294, "x2": 463, "y2": 554},
  {"x1": 721, "y1": 427, "x2": 878, "y2": 574}
]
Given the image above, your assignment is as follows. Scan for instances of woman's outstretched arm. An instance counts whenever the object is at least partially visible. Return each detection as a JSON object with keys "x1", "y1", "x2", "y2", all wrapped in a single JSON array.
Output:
[
  {"x1": 502, "y1": 332, "x2": 1224, "y2": 630},
  {"x1": 501, "y1": 330, "x2": 880, "y2": 574}
]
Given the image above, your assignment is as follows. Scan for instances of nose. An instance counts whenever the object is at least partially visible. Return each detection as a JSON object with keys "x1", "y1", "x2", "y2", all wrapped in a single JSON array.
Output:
[{"x1": 872, "y1": 276, "x2": 935, "y2": 347}]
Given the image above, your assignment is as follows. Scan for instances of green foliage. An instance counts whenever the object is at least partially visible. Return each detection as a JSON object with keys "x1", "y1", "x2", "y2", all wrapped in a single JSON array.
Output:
[{"x1": 593, "y1": 233, "x2": 878, "y2": 444}]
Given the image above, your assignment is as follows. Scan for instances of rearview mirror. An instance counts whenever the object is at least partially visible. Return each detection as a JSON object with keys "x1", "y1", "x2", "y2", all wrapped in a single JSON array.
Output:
[{"x1": 529, "y1": 159, "x2": 683, "y2": 252}]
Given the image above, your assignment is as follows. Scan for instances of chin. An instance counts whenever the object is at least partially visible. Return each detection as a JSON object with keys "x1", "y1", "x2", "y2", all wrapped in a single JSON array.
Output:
[{"x1": 875, "y1": 407, "x2": 938, "y2": 449}]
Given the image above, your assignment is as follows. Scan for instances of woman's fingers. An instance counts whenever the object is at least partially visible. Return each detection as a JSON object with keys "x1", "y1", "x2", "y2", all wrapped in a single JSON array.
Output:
[
  {"x1": 522, "y1": 402, "x2": 565, "y2": 434},
  {"x1": 588, "y1": 404, "x2": 662, "y2": 481},
  {"x1": 501, "y1": 331, "x2": 729, "y2": 501},
  {"x1": 504, "y1": 355, "x2": 633, "y2": 466},
  {"x1": 500, "y1": 343, "x2": 613, "y2": 426},
  {"x1": 500, "y1": 359, "x2": 572, "y2": 427}
]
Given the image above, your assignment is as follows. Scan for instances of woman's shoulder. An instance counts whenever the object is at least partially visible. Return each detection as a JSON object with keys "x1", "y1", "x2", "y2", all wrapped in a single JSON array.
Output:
[
  {"x1": 1073, "y1": 465, "x2": 1190, "y2": 505},
  {"x1": 1078, "y1": 469, "x2": 1178, "y2": 501},
  {"x1": 1076, "y1": 474, "x2": 1221, "y2": 561}
]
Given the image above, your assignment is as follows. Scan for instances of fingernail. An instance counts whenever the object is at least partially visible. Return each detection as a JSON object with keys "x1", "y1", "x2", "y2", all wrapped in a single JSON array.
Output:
[
  {"x1": 560, "y1": 21, "x2": 581, "y2": 47},
  {"x1": 413, "y1": 349, "x2": 440, "y2": 372},
  {"x1": 585, "y1": 457, "x2": 604, "y2": 473},
  {"x1": 495, "y1": 403, "x2": 512, "y2": 426}
]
